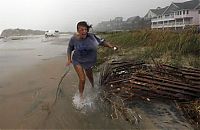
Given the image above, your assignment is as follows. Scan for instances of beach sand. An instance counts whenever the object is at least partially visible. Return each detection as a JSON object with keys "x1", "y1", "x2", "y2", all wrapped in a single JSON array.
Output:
[
  {"x1": 0, "y1": 55, "x2": 132, "y2": 129},
  {"x1": 0, "y1": 56, "x2": 74, "y2": 128},
  {"x1": 0, "y1": 36, "x2": 133, "y2": 129}
]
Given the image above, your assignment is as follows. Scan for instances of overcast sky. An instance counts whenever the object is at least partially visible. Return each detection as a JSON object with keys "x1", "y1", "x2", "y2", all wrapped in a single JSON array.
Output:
[{"x1": 0, "y1": 0, "x2": 186, "y2": 33}]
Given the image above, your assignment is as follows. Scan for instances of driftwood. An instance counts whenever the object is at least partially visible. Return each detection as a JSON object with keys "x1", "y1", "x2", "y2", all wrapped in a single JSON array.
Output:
[
  {"x1": 100, "y1": 60, "x2": 200, "y2": 101},
  {"x1": 99, "y1": 59, "x2": 200, "y2": 127}
]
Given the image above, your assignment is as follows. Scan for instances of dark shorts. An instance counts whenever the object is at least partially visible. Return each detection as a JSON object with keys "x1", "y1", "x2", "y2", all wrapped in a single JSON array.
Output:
[{"x1": 72, "y1": 60, "x2": 94, "y2": 70}]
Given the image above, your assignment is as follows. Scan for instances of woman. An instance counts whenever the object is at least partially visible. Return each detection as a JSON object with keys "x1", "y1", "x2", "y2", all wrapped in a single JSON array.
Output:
[{"x1": 66, "y1": 21, "x2": 117, "y2": 99}]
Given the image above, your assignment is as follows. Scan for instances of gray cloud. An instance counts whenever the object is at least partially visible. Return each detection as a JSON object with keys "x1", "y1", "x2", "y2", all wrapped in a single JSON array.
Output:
[{"x1": 0, "y1": 0, "x2": 186, "y2": 33}]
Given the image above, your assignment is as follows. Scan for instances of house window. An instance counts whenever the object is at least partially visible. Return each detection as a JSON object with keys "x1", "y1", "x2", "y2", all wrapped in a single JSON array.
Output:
[
  {"x1": 199, "y1": 10, "x2": 200, "y2": 14},
  {"x1": 183, "y1": 10, "x2": 185, "y2": 15},
  {"x1": 187, "y1": 10, "x2": 189, "y2": 14},
  {"x1": 180, "y1": 11, "x2": 182, "y2": 15},
  {"x1": 165, "y1": 14, "x2": 169, "y2": 18}
]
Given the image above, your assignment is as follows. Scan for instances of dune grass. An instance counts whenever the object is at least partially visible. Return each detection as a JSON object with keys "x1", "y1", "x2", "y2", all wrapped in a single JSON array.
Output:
[{"x1": 97, "y1": 29, "x2": 200, "y2": 68}]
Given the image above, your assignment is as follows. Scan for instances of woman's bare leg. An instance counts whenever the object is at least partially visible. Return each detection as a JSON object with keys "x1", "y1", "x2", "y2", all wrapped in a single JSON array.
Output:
[
  {"x1": 85, "y1": 68, "x2": 94, "y2": 88},
  {"x1": 74, "y1": 65, "x2": 85, "y2": 98}
]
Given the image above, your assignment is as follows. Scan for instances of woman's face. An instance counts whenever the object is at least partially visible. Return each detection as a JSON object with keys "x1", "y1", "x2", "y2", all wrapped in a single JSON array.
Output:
[{"x1": 77, "y1": 26, "x2": 88, "y2": 39}]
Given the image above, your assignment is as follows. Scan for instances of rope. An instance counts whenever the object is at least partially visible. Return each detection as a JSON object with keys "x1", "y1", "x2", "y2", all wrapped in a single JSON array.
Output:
[{"x1": 52, "y1": 66, "x2": 71, "y2": 106}]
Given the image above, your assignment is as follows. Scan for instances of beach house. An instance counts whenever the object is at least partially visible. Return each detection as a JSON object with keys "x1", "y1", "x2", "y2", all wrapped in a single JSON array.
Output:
[{"x1": 145, "y1": 0, "x2": 200, "y2": 30}]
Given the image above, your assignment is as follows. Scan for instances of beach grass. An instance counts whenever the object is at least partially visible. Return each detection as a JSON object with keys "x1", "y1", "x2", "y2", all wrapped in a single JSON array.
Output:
[{"x1": 97, "y1": 29, "x2": 200, "y2": 68}]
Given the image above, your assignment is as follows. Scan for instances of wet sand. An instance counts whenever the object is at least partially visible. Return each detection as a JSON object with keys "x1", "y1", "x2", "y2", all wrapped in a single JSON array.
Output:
[
  {"x1": 0, "y1": 36, "x2": 133, "y2": 129},
  {"x1": 0, "y1": 55, "x2": 134, "y2": 129},
  {"x1": 0, "y1": 56, "x2": 66, "y2": 128}
]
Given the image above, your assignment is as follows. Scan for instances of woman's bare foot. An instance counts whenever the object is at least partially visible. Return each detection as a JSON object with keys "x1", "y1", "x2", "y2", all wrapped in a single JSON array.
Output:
[{"x1": 79, "y1": 93, "x2": 84, "y2": 103}]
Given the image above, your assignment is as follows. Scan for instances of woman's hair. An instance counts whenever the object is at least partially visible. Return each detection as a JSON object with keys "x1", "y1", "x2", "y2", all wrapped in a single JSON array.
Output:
[{"x1": 77, "y1": 21, "x2": 92, "y2": 31}]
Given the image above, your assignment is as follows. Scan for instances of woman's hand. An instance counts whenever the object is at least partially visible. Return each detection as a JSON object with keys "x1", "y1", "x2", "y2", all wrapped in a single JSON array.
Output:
[
  {"x1": 103, "y1": 41, "x2": 118, "y2": 50},
  {"x1": 110, "y1": 45, "x2": 118, "y2": 51},
  {"x1": 66, "y1": 60, "x2": 72, "y2": 66},
  {"x1": 113, "y1": 46, "x2": 118, "y2": 51}
]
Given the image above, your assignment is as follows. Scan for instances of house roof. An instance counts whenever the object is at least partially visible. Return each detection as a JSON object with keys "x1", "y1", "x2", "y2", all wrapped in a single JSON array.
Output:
[
  {"x1": 163, "y1": 0, "x2": 199, "y2": 15},
  {"x1": 173, "y1": 0, "x2": 199, "y2": 10},
  {"x1": 150, "y1": 6, "x2": 169, "y2": 15},
  {"x1": 127, "y1": 16, "x2": 140, "y2": 22},
  {"x1": 196, "y1": 4, "x2": 200, "y2": 9},
  {"x1": 144, "y1": 0, "x2": 200, "y2": 18}
]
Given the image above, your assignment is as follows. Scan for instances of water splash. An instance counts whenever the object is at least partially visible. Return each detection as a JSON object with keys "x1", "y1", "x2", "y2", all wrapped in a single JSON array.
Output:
[{"x1": 72, "y1": 88, "x2": 98, "y2": 114}]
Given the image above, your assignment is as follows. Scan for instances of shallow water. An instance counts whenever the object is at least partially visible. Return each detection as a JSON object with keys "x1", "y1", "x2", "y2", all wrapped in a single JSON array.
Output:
[
  {"x1": 0, "y1": 35, "x2": 193, "y2": 129},
  {"x1": 0, "y1": 35, "x2": 68, "y2": 79}
]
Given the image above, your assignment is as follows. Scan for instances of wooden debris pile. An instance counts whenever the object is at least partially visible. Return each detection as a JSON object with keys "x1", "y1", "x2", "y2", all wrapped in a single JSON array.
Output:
[
  {"x1": 99, "y1": 59, "x2": 200, "y2": 126},
  {"x1": 100, "y1": 60, "x2": 200, "y2": 101},
  {"x1": 179, "y1": 100, "x2": 200, "y2": 129}
]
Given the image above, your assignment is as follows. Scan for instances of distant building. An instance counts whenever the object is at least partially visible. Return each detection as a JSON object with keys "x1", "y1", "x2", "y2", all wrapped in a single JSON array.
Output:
[
  {"x1": 113, "y1": 17, "x2": 123, "y2": 22},
  {"x1": 145, "y1": 0, "x2": 200, "y2": 30},
  {"x1": 95, "y1": 16, "x2": 150, "y2": 32},
  {"x1": 127, "y1": 16, "x2": 141, "y2": 23}
]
